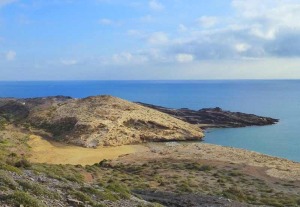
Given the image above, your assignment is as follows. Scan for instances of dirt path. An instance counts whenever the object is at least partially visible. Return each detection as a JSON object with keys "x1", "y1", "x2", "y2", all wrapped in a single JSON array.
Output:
[{"x1": 28, "y1": 135, "x2": 147, "y2": 165}]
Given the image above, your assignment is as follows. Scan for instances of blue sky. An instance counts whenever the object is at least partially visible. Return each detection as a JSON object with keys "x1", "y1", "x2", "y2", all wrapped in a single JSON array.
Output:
[{"x1": 1, "y1": 0, "x2": 300, "y2": 80}]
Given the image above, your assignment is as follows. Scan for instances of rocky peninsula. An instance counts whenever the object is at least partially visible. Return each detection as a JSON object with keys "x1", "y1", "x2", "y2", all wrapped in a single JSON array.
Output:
[{"x1": 137, "y1": 102, "x2": 279, "y2": 128}]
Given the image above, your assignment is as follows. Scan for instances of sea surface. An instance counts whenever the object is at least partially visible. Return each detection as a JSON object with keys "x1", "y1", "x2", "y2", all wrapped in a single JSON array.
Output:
[{"x1": 0, "y1": 80, "x2": 299, "y2": 162}]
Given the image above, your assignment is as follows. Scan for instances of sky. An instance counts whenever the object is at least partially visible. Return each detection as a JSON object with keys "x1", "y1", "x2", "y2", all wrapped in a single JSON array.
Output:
[{"x1": 1, "y1": 0, "x2": 300, "y2": 80}]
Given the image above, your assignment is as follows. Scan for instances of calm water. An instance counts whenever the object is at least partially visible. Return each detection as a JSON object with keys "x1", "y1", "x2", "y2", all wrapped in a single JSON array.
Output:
[{"x1": 0, "y1": 80, "x2": 299, "y2": 162}]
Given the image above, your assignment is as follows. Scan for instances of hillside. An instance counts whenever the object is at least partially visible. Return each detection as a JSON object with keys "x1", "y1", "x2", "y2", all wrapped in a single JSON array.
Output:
[
  {"x1": 0, "y1": 95, "x2": 204, "y2": 147},
  {"x1": 0, "y1": 126, "x2": 256, "y2": 207}
]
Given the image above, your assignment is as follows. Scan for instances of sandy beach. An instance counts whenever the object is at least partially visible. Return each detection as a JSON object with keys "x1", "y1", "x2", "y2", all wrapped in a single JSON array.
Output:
[{"x1": 28, "y1": 135, "x2": 147, "y2": 165}]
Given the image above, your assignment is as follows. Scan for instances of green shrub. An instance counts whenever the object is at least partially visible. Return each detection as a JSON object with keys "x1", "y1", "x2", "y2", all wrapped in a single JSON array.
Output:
[
  {"x1": 17, "y1": 179, "x2": 60, "y2": 199},
  {"x1": 7, "y1": 191, "x2": 46, "y2": 207},
  {"x1": 0, "y1": 170, "x2": 18, "y2": 190},
  {"x1": 183, "y1": 163, "x2": 213, "y2": 172},
  {"x1": 82, "y1": 185, "x2": 124, "y2": 201},
  {"x1": 32, "y1": 164, "x2": 84, "y2": 183},
  {"x1": 106, "y1": 181, "x2": 131, "y2": 199},
  {"x1": 176, "y1": 182, "x2": 193, "y2": 193},
  {"x1": 198, "y1": 165, "x2": 213, "y2": 172},
  {"x1": 99, "y1": 190, "x2": 120, "y2": 201},
  {"x1": 222, "y1": 187, "x2": 246, "y2": 201},
  {"x1": 98, "y1": 159, "x2": 109, "y2": 167},
  {"x1": 228, "y1": 171, "x2": 242, "y2": 177},
  {"x1": 0, "y1": 163, "x2": 22, "y2": 174},
  {"x1": 70, "y1": 190, "x2": 94, "y2": 204},
  {"x1": 0, "y1": 117, "x2": 7, "y2": 130},
  {"x1": 14, "y1": 158, "x2": 31, "y2": 168}
]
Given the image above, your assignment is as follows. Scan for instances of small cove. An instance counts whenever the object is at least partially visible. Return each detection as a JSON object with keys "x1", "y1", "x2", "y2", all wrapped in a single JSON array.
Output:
[{"x1": 1, "y1": 80, "x2": 300, "y2": 162}]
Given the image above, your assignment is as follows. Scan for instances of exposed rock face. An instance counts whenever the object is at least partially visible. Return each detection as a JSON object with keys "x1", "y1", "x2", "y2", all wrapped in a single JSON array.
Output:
[
  {"x1": 0, "y1": 96, "x2": 204, "y2": 147},
  {"x1": 137, "y1": 103, "x2": 279, "y2": 128}
]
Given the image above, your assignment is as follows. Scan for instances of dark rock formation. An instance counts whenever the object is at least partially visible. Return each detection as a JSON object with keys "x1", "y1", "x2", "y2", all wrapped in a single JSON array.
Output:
[{"x1": 137, "y1": 103, "x2": 279, "y2": 128}]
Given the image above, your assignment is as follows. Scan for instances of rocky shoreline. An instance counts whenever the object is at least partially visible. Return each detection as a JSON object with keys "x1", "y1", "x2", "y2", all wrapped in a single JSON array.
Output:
[{"x1": 137, "y1": 102, "x2": 279, "y2": 128}]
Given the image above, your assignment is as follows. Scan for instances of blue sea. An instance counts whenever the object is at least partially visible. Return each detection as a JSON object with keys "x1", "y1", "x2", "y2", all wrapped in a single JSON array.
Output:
[{"x1": 0, "y1": 80, "x2": 299, "y2": 162}]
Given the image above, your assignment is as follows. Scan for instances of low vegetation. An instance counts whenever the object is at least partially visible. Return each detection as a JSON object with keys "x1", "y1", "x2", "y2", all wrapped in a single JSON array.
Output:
[
  {"x1": 0, "y1": 126, "x2": 299, "y2": 206},
  {"x1": 0, "y1": 126, "x2": 163, "y2": 206}
]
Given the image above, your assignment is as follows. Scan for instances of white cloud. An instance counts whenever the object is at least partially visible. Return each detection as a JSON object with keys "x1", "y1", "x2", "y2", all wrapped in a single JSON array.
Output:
[
  {"x1": 163, "y1": 0, "x2": 300, "y2": 61},
  {"x1": 176, "y1": 53, "x2": 194, "y2": 63},
  {"x1": 149, "y1": 0, "x2": 164, "y2": 11},
  {"x1": 235, "y1": 43, "x2": 251, "y2": 52},
  {"x1": 0, "y1": 0, "x2": 17, "y2": 7},
  {"x1": 148, "y1": 32, "x2": 168, "y2": 45},
  {"x1": 111, "y1": 52, "x2": 148, "y2": 65},
  {"x1": 232, "y1": 0, "x2": 300, "y2": 33},
  {"x1": 5, "y1": 50, "x2": 16, "y2": 61},
  {"x1": 197, "y1": 16, "x2": 218, "y2": 28},
  {"x1": 250, "y1": 27, "x2": 277, "y2": 40}
]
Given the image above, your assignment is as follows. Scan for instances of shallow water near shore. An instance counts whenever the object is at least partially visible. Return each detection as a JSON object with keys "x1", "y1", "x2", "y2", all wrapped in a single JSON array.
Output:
[{"x1": 1, "y1": 80, "x2": 300, "y2": 162}]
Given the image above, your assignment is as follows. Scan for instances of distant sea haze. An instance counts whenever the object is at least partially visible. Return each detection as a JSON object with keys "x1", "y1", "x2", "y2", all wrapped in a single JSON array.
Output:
[{"x1": 0, "y1": 80, "x2": 299, "y2": 162}]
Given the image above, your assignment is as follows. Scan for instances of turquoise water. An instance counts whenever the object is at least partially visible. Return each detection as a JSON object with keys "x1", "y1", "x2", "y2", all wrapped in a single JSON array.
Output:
[{"x1": 0, "y1": 80, "x2": 299, "y2": 162}]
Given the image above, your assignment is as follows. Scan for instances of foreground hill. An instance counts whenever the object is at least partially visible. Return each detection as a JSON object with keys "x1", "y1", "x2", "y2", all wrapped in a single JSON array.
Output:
[
  {"x1": 0, "y1": 126, "x2": 254, "y2": 207},
  {"x1": 0, "y1": 95, "x2": 204, "y2": 147}
]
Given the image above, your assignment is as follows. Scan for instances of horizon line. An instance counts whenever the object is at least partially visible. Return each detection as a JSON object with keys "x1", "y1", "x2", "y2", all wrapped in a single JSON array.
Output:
[{"x1": 1, "y1": 79, "x2": 300, "y2": 82}]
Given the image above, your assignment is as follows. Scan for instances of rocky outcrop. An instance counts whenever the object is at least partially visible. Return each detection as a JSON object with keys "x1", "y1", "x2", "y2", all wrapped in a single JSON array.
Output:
[
  {"x1": 0, "y1": 96, "x2": 204, "y2": 147},
  {"x1": 137, "y1": 103, "x2": 279, "y2": 128}
]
